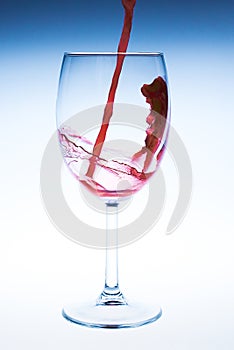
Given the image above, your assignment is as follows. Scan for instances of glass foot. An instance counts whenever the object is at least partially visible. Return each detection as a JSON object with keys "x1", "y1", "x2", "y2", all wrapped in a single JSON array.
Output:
[{"x1": 62, "y1": 299, "x2": 162, "y2": 329}]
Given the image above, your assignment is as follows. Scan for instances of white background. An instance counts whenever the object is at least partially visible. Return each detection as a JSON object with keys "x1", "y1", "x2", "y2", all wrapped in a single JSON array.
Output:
[{"x1": 1, "y1": 0, "x2": 234, "y2": 348}]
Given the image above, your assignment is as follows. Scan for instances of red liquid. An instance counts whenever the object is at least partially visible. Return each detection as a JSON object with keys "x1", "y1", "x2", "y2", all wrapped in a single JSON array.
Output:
[
  {"x1": 59, "y1": 127, "x2": 152, "y2": 198},
  {"x1": 86, "y1": 0, "x2": 136, "y2": 178}
]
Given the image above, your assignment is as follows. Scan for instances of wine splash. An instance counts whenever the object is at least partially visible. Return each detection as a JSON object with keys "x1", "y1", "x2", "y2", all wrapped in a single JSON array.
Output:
[
  {"x1": 86, "y1": 0, "x2": 136, "y2": 177},
  {"x1": 59, "y1": 127, "x2": 151, "y2": 197}
]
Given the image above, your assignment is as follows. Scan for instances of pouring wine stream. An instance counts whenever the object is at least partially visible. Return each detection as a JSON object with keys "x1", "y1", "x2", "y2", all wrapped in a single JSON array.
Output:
[{"x1": 86, "y1": 0, "x2": 136, "y2": 178}]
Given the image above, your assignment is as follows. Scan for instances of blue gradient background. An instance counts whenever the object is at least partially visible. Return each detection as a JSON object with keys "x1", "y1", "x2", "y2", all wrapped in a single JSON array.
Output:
[{"x1": 1, "y1": 0, "x2": 234, "y2": 349}]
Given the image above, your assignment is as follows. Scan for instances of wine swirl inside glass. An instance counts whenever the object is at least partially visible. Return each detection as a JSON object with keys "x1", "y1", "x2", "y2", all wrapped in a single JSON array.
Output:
[{"x1": 58, "y1": 53, "x2": 169, "y2": 198}]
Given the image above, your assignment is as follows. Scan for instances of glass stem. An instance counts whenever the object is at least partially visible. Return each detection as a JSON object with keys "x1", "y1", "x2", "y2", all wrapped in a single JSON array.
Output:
[{"x1": 96, "y1": 199, "x2": 127, "y2": 306}]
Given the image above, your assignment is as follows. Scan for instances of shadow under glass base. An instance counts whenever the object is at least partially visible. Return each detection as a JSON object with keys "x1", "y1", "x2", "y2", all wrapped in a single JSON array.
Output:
[{"x1": 62, "y1": 298, "x2": 162, "y2": 329}]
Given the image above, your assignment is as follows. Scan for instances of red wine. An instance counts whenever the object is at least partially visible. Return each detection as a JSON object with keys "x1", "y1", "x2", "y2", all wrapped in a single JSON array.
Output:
[
  {"x1": 86, "y1": 0, "x2": 136, "y2": 178},
  {"x1": 59, "y1": 127, "x2": 153, "y2": 198}
]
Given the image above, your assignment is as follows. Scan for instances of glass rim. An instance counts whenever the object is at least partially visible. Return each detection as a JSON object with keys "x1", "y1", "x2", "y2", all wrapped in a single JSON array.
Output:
[{"x1": 64, "y1": 51, "x2": 164, "y2": 57}]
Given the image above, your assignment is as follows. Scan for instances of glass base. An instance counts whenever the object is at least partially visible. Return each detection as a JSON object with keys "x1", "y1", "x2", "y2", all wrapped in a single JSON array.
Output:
[{"x1": 62, "y1": 298, "x2": 162, "y2": 329}]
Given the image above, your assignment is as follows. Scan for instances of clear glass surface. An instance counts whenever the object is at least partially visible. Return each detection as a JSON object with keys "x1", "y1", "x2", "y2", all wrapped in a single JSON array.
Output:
[{"x1": 56, "y1": 52, "x2": 170, "y2": 328}]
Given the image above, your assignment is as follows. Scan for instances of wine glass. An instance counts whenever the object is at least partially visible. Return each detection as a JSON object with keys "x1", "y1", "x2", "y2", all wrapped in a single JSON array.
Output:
[{"x1": 56, "y1": 52, "x2": 170, "y2": 328}]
